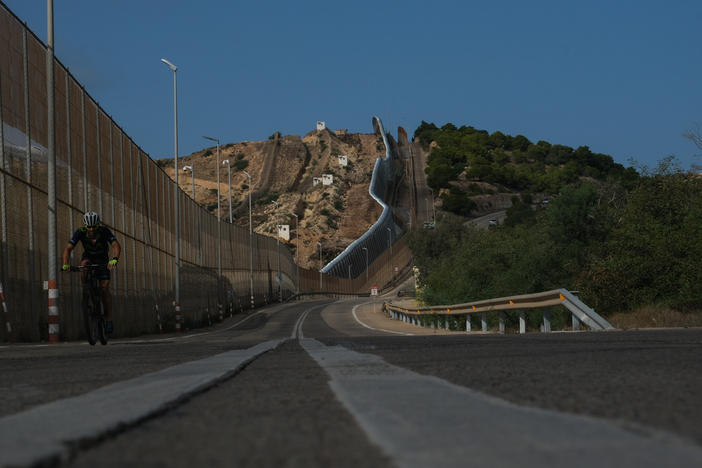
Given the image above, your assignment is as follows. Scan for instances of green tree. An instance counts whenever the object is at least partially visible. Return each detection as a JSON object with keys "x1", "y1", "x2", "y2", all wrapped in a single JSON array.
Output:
[
  {"x1": 440, "y1": 188, "x2": 476, "y2": 216},
  {"x1": 581, "y1": 160, "x2": 702, "y2": 312}
]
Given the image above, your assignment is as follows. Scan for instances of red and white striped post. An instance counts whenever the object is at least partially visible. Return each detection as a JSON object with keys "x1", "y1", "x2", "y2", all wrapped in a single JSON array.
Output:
[
  {"x1": 48, "y1": 280, "x2": 59, "y2": 342},
  {"x1": 0, "y1": 281, "x2": 12, "y2": 341},
  {"x1": 174, "y1": 301, "x2": 181, "y2": 332},
  {"x1": 154, "y1": 303, "x2": 162, "y2": 332}
]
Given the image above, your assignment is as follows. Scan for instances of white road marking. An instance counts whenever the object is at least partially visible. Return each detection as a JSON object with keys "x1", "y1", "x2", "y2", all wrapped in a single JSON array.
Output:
[
  {"x1": 0, "y1": 344, "x2": 52, "y2": 350},
  {"x1": 352, "y1": 302, "x2": 414, "y2": 336},
  {"x1": 292, "y1": 309, "x2": 310, "y2": 339},
  {"x1": 0, "y1": 339, "x2": 283, "y2": 467},
  {"x1": 301, "y1": 338, "x2": 702, "y2": 468},
  {"x1": 292, "y1": 304, "x2": 327, "y2": 339}
]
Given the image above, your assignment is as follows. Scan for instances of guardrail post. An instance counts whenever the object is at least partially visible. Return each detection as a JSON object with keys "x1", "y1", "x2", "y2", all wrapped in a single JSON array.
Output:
[
  {"x1": 572, "y1": 314, "x2": 580, "y2": 331},
  {"x1": 481, "y1": 312, "x2": 487, "y2": 332},
  {"x1": 444, "y1": 316, "x2": 449, "y2": 331},
  {"x1": 543, "y1": 310, "x2": 551, "y2": 332},
  {"x1": 499, "y1": 312, "x2": 505, "y2": 334},
  {"x1": 465, "y1": 315, "x2": 471, "y2": 332},
  {"x1": 519, "y1": 311, "x2": 526, "y2": 334}
]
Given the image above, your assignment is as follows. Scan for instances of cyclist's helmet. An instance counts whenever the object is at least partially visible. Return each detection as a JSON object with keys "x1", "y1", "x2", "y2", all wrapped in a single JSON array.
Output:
[{"x1": 83, "y1": 211, "x2": 100, "y2": 227}]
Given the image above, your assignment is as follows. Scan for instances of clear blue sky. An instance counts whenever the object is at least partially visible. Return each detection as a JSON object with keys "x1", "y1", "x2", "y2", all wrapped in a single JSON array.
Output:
[{"x1": 4, "y1": 0, "x2": 702, "y2": 170}]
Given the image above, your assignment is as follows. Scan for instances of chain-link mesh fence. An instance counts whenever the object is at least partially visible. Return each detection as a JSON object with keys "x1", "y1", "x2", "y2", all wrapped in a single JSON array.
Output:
[{"x1": 0, "y1": 4, "x2": 409, "y2": 342}]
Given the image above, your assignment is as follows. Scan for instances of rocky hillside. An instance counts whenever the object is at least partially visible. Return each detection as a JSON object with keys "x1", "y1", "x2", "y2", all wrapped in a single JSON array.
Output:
[{"x1": 157, "y1": 126, "x2": 386, "y2": 269}]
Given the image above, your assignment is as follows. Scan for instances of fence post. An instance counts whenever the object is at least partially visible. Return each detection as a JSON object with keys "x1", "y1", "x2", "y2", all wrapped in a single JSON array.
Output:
[
  {"x1": 543, "y1": 310, "x2": 551, "y2": 332},
  {"x1": 96, "y1": 107, "x2": 103, "y2": 213},
  {"x1": 64, "y1": 73, "x2": 77, "y2": 327},
  {"x1": 572, "y1": 314, "x2": 580, "y2": 331},
  {"x1": 23, "y1": 29, "x2": 37, "y2": 333},
  {"x1": 0, "y1": 60, "x2": 9, "y2": 340},
  {"x1": 0, "y1": 282, "x2": 12, "y2": 341}
]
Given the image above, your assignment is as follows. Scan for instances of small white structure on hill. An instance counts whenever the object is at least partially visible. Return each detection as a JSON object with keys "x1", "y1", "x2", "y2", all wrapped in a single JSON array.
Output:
[
  {"x1": 313, "y1": 177, "x2": 322, "y2": 187},
  {"x1": 316, "y1": 121, "x2": 326, "y2": 131},
  {"x1": 338, "y1": 155, "x2": 348, "y2": 167},
  {"x1": 322, "y1": 174, "x2": 333, "y2": 186},
  {"x1": 277, "y1": 224, "x2": 290, "y2": 241}
]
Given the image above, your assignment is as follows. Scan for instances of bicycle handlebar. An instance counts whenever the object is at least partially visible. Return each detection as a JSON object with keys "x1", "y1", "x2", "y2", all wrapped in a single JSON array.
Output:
[{"x1": 65, "y1": 264, "x2": 106, "y2": 272}]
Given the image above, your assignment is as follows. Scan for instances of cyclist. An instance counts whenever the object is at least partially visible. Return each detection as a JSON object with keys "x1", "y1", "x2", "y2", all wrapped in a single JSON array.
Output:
[{"x1": 61, "y1": 211, "x2": 121, "y2": 334}]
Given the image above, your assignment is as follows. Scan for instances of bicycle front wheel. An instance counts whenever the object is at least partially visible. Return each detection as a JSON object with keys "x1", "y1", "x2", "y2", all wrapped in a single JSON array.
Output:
[
  {"x1": 97, "y1": 314, "x2": 107, "y2": 345},
  {"x1": 83, "y1": 296, "x2": 98, "y2": 346}
]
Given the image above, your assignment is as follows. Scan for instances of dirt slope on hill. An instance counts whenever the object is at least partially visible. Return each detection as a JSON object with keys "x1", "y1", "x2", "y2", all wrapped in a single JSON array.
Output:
[{"x1": 159, "y1": 127, "x2": 385, "y2": 269}]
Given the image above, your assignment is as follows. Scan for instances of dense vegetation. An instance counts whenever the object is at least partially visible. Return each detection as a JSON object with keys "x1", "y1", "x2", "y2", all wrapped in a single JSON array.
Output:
[
  {"x1": 410, "y1": 121, "x2": 702, "y2": 319},
  {"x1": 414, "y1": 121, "x2": 639, "y2": 214}
]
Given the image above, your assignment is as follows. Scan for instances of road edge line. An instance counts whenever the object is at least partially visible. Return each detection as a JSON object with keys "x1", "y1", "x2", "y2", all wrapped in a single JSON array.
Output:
[{"x1": 352, "y1": 302, "x2": 414, "y2": 336}]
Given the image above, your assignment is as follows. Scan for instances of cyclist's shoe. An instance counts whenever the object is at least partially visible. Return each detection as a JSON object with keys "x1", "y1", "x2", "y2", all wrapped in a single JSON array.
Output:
[{"x1": 105, "y1": 321, "x2": 114, "y2": 335}]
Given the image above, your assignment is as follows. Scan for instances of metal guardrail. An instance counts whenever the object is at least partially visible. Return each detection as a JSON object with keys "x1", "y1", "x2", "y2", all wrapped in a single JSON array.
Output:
[{"x1": 385, "y1": 289, "x2": 614, "y2": 333}]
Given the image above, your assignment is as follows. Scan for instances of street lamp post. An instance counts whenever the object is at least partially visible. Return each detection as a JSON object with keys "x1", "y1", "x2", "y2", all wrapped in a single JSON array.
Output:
[
  {"x1": 386, "y1": 226, "x2": 392, "y2": 282},
  {"x1": 222, "y1": 160, "x2": 232, "y2": 223},
  {"x1": 362, "y1": 246, "x2": 368, "y2": 283},
  {"x1": 272, "y1": 200, "x2": 281, "y2": 303},
  {"x1": 203, "y1": 136, "x2": 222, "y2": 317},
  {"x1": 183, "y1": 165, "x2": 202, "y2": 265},
  {"x1": 182, "y1": 165, "x2": 194, "y2": 199},
  {"x1": 317, "y1": 241, "x2": 322, "y2": 291},
  {"x1": 291, "y1": 213, "x2": 299, "y2": 296},
  {"x1": 161, "y1": 57, "x2": 180, "y2": 328},
  {"x1": 243, "y1": 170, "x2": 254, "y2": 310}
]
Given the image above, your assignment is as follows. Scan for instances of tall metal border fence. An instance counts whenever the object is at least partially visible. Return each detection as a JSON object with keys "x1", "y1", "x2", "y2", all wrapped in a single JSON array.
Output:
[
  {"x1": 0, "y1": 4, "x2": 302, "y2": 341},
  {"x1": 321, "y1": 116, "x2": 402, "y2": 279},
  {"x1": 0, "y1": 3, "x2": 411, "y2": 342}
]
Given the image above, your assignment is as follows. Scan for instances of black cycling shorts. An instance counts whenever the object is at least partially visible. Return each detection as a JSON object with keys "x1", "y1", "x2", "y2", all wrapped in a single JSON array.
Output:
[{"x1": 80, "y1": 254, "x2": 110, "y2": 281}]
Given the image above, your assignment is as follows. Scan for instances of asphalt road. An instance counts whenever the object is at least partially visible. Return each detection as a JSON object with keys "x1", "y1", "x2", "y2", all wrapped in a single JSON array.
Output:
[{"x1": 1, "y1": 299, "x2": 701, "y2": 467}]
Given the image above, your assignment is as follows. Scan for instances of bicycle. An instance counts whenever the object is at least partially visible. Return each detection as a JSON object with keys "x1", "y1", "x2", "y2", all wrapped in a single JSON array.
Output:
[{"x1": 66, "y1": 264, "x2": 108, "y2": 346}]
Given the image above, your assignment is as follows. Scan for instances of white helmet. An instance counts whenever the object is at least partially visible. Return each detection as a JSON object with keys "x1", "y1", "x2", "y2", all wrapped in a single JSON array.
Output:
[{"x1": 83, "y1": 211, "x2": 100, "y2": 227}]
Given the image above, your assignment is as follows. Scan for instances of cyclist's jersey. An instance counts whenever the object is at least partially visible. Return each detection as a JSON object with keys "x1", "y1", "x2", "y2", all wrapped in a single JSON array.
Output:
[{"x1": 69, "y1": 226, "x2": 117, "y2": 262}]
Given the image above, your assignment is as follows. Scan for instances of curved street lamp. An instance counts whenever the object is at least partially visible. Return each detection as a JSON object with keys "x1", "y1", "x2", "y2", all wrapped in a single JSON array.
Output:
[
  {"x1": 202, "y1": 135, "x2": 222, "y2": 313},
  {"x1": 243, "y1": 170, "x2": 254, "y2": 309},
  {"x1": 317, "y1": 241, "x2": 323, "y2": 291},
  {"x1": 161, "y1": 57, "x2": 180, "y2": 324},
  {"x1": 182, "y1": 165, "x2": 194, "y2": 199},
  {"x1": 386, "y1": 226, "x2": 393, "y2": 282},
  {"x1": 222, "y1": 159, "x2": 232, "y2": 223},
  {"x1": 362, "y1": 246, "x2": 368, "y2": 282},
  {"x1": 272, "y1": 200, "x2": 281, "y2": 303},
  {"x1": 182, "y1": 165, "x2": 202, "y2": 265},
  {"x1": 291, "y1": 213, "x2": 299, "y2": 296}
]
